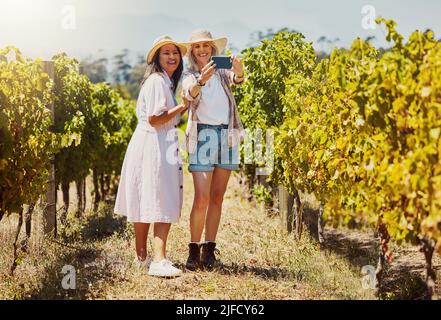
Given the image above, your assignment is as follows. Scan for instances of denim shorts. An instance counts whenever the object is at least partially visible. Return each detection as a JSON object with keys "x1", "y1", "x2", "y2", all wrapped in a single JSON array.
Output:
[{"x1": 188, "y1": 123, "x2": 239, "y2": 172}]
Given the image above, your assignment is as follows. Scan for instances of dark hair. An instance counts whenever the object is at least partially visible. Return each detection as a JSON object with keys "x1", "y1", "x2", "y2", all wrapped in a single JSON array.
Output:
[{"x1": 141, "y1": 45, "x2": 183, "y2": 94}]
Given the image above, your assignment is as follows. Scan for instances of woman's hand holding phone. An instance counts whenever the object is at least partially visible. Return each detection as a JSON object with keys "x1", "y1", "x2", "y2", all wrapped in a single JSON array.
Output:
[
  {"x1": 197, "y1": 61, "x2": 216, "y2": 86},
  {"x1": 230, "y1": 55, "x2": 244, "y2": 78}
]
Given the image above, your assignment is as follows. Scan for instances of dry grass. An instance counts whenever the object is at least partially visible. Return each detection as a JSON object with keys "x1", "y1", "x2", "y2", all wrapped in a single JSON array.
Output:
[{"x1": 1, "y1": 172, "x2": 376, "y2": 300}]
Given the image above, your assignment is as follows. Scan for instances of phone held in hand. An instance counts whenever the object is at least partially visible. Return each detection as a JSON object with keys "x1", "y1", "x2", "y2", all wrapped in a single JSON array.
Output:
[{"x1": 211, "y1": 56, "x2": 232, "y2": 69}]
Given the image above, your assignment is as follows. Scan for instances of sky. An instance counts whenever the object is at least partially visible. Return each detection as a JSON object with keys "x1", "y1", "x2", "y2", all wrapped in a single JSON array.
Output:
[{"x1": 1, "y1": 0, "x2": 441, "y2": 62}]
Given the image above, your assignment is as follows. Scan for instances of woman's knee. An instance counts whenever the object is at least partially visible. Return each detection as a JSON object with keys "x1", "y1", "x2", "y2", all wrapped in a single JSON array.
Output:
[
  {"x1": 193, "y1": 193, "x2": 210, "y2": 211},
  {"x1": 210, "y1": 189, "x2": 226, "y2": 207}
]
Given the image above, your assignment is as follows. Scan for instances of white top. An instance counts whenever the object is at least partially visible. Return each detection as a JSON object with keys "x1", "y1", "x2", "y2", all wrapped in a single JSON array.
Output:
[
  {"x1": 136, "y1": 71, "x2": 179, "y2": 131},
  {"x1": 183, "y1": 72, "x2": 230, "y2": 125}
]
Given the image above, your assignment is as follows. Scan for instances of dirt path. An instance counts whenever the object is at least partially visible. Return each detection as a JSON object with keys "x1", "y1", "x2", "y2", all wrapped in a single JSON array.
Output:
[
  {"x1": 320, "y1": 227, "x2": 441, "y2": 299},
  {"x1": 1, "y1": 172, "x2": 439, "y2": 299},
  {"x1": 82, "y1": 172, "x2": 372, "y2": 299}
]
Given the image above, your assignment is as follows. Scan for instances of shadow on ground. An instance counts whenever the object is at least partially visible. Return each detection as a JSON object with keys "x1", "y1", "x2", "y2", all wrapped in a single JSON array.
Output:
[
  {"x1": 81, "y1": 211, "x2": 127, "y2": 242},
  {"x1": 301, "y1": 205, "x2": 440, "y2": 300},
  {"x1": 26, "y1": 246, "x2": 105, "y2": 299},
  {"x1": 173, "y1": 261, "x2": 300, "y2": 282},
  {"x1": 218, "y1": 262, "x2": 301, "y2": 281},
  {"x1": 26, "y1": 208, "x2": 128, "y2": 299}
]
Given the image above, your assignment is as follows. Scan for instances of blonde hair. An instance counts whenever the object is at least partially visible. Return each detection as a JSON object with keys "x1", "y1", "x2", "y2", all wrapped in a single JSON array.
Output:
[{"x1": 188, "y1": 43, "x2": 218, "y2": 73}]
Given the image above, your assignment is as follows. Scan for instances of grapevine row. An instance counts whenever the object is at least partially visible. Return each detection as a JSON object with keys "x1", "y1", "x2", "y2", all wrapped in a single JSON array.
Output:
[
  {"x1": 0, "y1": 48, "x2": 136, "y2": 273},
  {"x1": 236, "y1": 18, "x2": 441, "y2": 297}
]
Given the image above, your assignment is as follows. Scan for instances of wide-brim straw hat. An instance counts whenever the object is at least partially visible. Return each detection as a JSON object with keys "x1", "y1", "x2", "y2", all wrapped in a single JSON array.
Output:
[
  {"x1": 183, "y1": 30, "x2": 228, "y2": 56},
  {"x1": 146, "y1": 35, "x2": 188, "y2": 64}
]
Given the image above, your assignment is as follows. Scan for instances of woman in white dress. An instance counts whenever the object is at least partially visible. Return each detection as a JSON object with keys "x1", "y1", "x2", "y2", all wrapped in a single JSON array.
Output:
[{"x1": 114, "y1": 36, "x2": 188, "y2": 277}]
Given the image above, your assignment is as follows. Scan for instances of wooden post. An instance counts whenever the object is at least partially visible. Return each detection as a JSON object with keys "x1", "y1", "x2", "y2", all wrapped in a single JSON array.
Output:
[
  {"x1": 293, "y1": 190, "x2": 303, "y2": 240},
  {"x1": 278, "y1": 185, "x2": 294, "y2": 233},
  {"x1": 42, "y1": 61, "x2": 57, "y2": 238},
  {"x1": 317, "y1": 203, "x2": 325, "y2": 244}
]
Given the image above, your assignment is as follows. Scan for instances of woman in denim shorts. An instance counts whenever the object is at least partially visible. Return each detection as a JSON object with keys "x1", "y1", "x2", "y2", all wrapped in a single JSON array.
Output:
[{"x1": 182, "y1": 29, "x2": 245, "y2": 271}]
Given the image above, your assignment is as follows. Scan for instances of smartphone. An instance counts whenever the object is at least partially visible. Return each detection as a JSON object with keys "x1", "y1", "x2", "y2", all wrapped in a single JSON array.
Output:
[{"x1": 211, "y1": 56, "x2": 232, "y2": 69}]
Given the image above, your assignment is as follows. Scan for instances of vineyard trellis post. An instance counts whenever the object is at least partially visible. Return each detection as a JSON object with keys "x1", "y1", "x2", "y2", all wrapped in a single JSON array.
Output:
[
  {"x1": 278, "y1": 185, "x2": 294, "y2": 233},
  {"x1": 278, "y1": 185, "x2": 304, "y2": 239},
  {"x1": 42, "y1": 61, "x2": 57, "y2": 238},
  {"x1": 0, "y1": 55, "x2": 6, "y2": 222}
]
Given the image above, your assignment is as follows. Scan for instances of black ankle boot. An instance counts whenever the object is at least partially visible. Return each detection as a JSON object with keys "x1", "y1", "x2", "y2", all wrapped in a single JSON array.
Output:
[
  {"x1": 201, "y1": 242, "x2": 220, "y2": 270},
  {"x1": 185, "y1": 243, "x2": 201, "y2": 271}
]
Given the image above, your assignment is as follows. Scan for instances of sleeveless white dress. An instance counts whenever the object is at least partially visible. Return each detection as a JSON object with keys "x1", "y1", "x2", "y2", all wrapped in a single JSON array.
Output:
[{"x1": 114, "y1": 72, "x2": 183, "y2": 223}]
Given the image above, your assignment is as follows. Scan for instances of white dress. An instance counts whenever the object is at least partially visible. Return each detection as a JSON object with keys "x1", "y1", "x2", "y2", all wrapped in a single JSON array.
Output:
[{"x1": 114, "y1": 72, "x2": 183, "y2": 223}]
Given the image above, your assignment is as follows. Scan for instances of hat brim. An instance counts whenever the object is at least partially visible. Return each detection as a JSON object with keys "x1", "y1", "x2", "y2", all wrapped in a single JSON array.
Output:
[
  {"x1": 147, "y1": 41, "x2": 188, "y2": 64},
  {"x1": 182, "y1": 37, "x2": 228, "y2": 56}
]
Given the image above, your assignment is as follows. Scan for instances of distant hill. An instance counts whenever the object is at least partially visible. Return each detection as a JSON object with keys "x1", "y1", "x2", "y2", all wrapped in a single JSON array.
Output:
[{"x1": 0, "y1": 13, "x2": 254, "y2": 61}]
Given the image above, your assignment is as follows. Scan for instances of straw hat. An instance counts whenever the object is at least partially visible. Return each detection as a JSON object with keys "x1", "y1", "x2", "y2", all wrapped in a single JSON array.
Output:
[
  {"x1": 146, "y1": 35, "x2": 187, "y2": 64},
  {"x1": 183, "y1": 30, "x2": 228, "y2": 55}
]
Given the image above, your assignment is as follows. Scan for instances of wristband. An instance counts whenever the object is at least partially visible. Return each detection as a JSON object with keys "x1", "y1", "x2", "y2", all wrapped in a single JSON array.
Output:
[{"x1": 234, "y1": 73, "x2": 244, "y2": 83}]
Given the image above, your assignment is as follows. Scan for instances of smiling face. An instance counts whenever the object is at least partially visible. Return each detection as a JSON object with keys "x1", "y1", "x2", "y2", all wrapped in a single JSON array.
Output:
[
  {"x1": 158, "y1": 43, "x2": 181, "y2": 77},
  {"x1": 191, "y1": 41, "x2": 216, "y2": 67}
]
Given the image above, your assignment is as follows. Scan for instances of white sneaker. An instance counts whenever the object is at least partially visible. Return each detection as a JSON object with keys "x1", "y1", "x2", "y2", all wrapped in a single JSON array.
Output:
[{"x1": 148, "y1": 259, "x2": 183, "y2": 278}]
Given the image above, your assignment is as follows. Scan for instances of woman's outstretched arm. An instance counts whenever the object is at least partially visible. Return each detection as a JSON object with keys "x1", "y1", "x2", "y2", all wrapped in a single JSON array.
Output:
[{"x1": 149, "y1": 92, "x2": 189, "y2": 127}]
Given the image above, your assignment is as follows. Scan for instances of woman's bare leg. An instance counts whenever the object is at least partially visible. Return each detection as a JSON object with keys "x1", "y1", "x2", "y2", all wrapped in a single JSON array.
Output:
[
  {"x1": 190, "y1": 171, "x2": 213, "y2": 242},
  {"x1": 153, "y1": 223, "x2": 171, "y2": 262},
  {"x1": 205, "y1": 168, "x2": 231, "y2": 241},
  {"x1": 134, "y1": 223, "x2": 150, "y2": 261}
]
